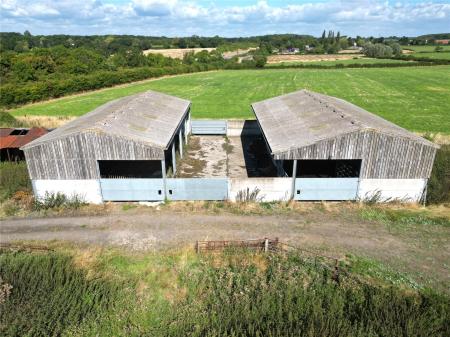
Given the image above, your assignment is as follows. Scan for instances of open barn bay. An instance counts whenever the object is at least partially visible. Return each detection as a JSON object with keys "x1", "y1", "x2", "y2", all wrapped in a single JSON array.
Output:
[{"x1": 10, "y1": 66, "x2": 450, "y2": 134}]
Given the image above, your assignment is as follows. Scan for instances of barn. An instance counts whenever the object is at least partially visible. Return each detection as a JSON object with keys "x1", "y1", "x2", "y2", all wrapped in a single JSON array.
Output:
[
  {"x1": 21, "y1": 91, "x2": 191, "y2": 203},
  {"x1": 251, "y1": 89, "x2": 439, "y2": 202}
]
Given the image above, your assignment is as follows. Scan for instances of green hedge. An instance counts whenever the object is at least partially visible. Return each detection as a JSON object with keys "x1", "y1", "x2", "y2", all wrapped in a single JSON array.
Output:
[
  {"x1": 0, "y1": 65, "x2": 215, "y2": 107},
  {"x1": 427, "y1": 145, "x2": 450, "y2": 204}
]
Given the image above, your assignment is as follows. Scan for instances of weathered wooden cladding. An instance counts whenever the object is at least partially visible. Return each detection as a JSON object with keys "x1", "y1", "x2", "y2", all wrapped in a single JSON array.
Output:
[
  {"x1": 252, "y1": 89, "x2": 438, "y2": 180},
  {"x1": 24, "y1": 132, "x2": 165, "y2": 179},
  {"x1": 272, "y1": 130, "x2": 436, "y2": 179}
]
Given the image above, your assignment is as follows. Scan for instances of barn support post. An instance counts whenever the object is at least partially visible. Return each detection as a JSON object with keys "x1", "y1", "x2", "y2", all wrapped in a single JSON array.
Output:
[
  {"x1": 291, "y1": 159, "x2": 297, "y2": 199},
  {"x1": 184, "y1": 117, "x2": 188, "y2": 144},
  {"x1": 161, "y1": 159, "x2": 167, "y2": 200},
  {"x1": 188, "y1": 111, "x2": 192, "y2": 134},
  {"x1": 179, "y1": 130, "x2": 183, "y2": 158},
  {"x1": 172, "y1": 143, "x2": 177, "y2": 175}
]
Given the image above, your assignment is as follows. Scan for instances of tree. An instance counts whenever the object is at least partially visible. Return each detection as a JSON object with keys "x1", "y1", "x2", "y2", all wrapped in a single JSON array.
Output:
[
  {"x1": 253, "y1": 54, "x2": 267, "y2": 68},
  {"x1": 178, "y1": 38, "x2": 188, "y2": 49},
  {"x1": 362, "y1": 43, "x2": 393, "y2": 58},
  {"x1": 389, "y1": 43, "x2": 402, "y2": 57}
]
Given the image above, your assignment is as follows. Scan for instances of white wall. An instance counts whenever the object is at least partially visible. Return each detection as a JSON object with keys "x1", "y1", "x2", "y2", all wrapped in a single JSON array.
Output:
[
  {"x1": 227, "y1": 120, "x2": 260, "y2": 137},
  {"x1": 32, "y1": 180, "x2": 103, "y2": 204},
  {"x1": 229, "y1": 178, "x2": 292, "y2": 202},
  {"x1": 357, "y1": 179, "x2": 427, "y2": 202}
]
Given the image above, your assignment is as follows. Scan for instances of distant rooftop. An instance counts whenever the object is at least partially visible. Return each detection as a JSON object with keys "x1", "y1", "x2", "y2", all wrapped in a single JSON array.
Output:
[
  {"x1": 22, "y1": 91, "x2": 190, "y2": 150},
  {"x1": 251, "y1": 89, "x2": 437, "y2": 155}
]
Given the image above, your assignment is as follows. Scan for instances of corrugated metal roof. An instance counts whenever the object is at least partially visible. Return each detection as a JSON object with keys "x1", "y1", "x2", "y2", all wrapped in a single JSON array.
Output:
[
  {"x1": 0, "y1": 127, "x2": 48, "y2": 149},
  {"x1": 22, "y1": 90, "x2": 191, "y2": 150},
  {"x1": 251, "y1": 89, "x2": 438, "y2": 154}
]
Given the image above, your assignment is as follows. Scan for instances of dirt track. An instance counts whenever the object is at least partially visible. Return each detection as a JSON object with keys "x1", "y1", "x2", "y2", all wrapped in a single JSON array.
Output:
[{"x1": 1, "y1": 207, "x2": 449, "y2": 291}]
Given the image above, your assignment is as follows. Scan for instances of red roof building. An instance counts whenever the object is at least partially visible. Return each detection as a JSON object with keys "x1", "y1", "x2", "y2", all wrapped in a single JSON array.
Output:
[{"x1": 0, "y1": 127, "x2": 48, "y2": 161}]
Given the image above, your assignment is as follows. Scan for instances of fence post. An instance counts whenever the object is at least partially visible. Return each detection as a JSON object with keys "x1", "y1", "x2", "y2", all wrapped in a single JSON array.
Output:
[
  {"x1": 332, "y1": 259, "x2": 340, "y2": 284},
  {"x1": 264, "y1": 238, "x2": 269, "y2": 253},
  {"x1": 196, "y1": 241, "x2": 199, "y2": 254}
]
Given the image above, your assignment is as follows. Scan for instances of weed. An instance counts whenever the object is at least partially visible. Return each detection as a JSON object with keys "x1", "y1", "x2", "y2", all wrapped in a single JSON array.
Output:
[
  {"x1": 33, "y1": 192, "x2": 87, "y2": 210},
  {"x1": 122, "y1": 203, "x2": 137, "y2": 211},
  {"x1": 236, "y1": 187, "x2": 264, "y2": 202}
]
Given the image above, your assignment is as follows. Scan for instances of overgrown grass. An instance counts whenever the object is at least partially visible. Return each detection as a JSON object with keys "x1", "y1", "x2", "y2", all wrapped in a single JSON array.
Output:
[
  {"x1": 428, "y1": 144, "x2": 450, "y2": 204},
  {"x1": 359, "y1": 206, "x2": 450, "y2": 234},
  {"x1": 0, "y1": 162, "x2": 31, "y2": 201},
  {"x1": 1, "y1": 247, "x2": 449, "y2": 336},
  {"x1": 9, "y1": 67, "x2": 450, "y2": 133},
  {"x1": 0, "y1": 251, "x2": 121, "y2": 337}
]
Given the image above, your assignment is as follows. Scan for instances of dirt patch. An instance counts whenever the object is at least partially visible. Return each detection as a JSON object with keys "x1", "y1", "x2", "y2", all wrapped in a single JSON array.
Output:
[
  {"x1": 222, "y1": 48, "x2": 258, "y2": 59},
  {"x1": 267, "y1": 54, "x2": 364, "y2": 64},
  {"x1": 178, "y1": 136, "x2": 227, "y2": 177},
  {"x1": 143, "y1": 48, "x2": 216, "y2": 59}
]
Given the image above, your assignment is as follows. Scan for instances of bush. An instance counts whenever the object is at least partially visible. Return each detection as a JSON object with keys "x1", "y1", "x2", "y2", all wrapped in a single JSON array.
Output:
[
  {"x1": 33, "y1": 192, "x2": 86, "y2": 210},
  {"x1": 427, "y1": 145, "x2": 450, "y2": 204},
  {"x1": 363, "y1": 42, "x2": 393, "y2": 58},
  {"x1": 0, "y1": 110, "x2": 26, "y2": 127}
]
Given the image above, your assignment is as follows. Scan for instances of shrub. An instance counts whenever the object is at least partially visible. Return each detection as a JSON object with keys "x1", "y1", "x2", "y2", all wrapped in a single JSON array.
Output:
[
  {"x1": 427, "y1": 145, "x2": 450, "y2": 204},
  {"x1": 33, "y1": 192, "x2": 86, "y2": 210},
  {"x1": 0, "y1": 110, "x2": 26, "y2": 127},
  {"x1": 363, "y1": 42, "x2": 393, "y2": 58}
]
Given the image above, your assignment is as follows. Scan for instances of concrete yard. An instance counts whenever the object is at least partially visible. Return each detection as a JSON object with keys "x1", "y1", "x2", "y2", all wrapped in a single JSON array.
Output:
[{"x1": 178, "y1": 135, "x2": 277, "y2": 178}]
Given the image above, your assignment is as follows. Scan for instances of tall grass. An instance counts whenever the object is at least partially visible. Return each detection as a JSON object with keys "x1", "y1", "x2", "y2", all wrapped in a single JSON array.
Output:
[
  {"x1": 427, "y1": 144, "x2": 450, "y2": 204},
  {"x1": 159, "y1": 253, "x2": 450, "y2": 336},
  {"x1": 1, "y1": 249, "x2": 449, "y2": 336},
  {"x1": 0, "y1": 251, "x2": 121, "y2": 337},
  {"x1": 0, "y1": 161, "x2": 31, "y2": 201}
]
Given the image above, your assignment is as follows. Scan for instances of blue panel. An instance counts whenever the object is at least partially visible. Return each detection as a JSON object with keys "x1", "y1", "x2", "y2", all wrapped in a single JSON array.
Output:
[
  {"x1": 166, "y1": 178, "x2": 228, "y2": 200},
  {"x1": 294, "y1": 178, "x2": 359, "y2": 201},
  {"x1": 191, "y1": 120, "x2": 227, "y2": 135},
  {"x1": 100, "y1": 179, "x2": 164, "y2": 201}
]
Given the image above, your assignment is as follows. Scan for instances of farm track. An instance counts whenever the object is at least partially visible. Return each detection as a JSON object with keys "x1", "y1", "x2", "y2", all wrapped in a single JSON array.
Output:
[{"x1": 1, "y1": 208, "x2": 449, "y2": 291}]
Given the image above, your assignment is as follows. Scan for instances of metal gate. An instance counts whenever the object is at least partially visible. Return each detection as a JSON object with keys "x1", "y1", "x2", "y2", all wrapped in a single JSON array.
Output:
[
  {"x1": 191, "y1": 120, "x2": 227, "y2": 135},
  {"x1": 294, "y1": 178, "x2": 359, "y2": 201},
  {"x1": 166, "y1": 178, "x2": 228, "y2": 200},
  {"x1": 100, "y1": 179, "x2": 164, "y2": 201}
]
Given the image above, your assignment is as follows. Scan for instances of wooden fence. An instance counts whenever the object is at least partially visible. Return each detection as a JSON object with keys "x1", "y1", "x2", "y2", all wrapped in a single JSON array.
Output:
[
  {"x1": 196, "y1": 238, "x2": 280, "y2": 253},
  {"x1": 0, "y1": 243, "x2": 53, "y2": 252},
  {"x1": 195, "y1": 238, "x2": 342, "y2": 283}
]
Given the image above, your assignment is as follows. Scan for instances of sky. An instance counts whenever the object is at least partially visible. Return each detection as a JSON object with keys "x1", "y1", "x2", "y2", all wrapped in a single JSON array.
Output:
[{"x1": 1, "y1": 0, "x2": 449, "y2": 37}]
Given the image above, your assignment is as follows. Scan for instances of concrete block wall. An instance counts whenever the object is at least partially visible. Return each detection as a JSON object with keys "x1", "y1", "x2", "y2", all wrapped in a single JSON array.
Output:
[
  {"x1": 32, "y1": 180, "x2": 103, "y2": 204},
  {"x1": 226, "y1": 120, "x2": 261, "y2": 137},
  {"x1": 229, "y1": 178, "x2": 291, "y2": 202},
  {"x1": 357, "y1": 179, "x2": 426, "y2": 202}
]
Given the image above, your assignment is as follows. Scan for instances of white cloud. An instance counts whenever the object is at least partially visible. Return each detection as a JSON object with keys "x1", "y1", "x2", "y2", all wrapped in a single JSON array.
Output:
[{"x1": 0, "y1": 0, "x2": 449, "y2": 37}]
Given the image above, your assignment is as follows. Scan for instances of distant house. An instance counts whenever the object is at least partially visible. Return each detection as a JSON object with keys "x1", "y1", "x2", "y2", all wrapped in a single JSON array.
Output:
[
  {"x1": 280, "y1": 48, "x2": 300, "y2": 54},
  {"x1": 0, "y1": 127, "x2": 48, "y2": 162},
  {"x1": 435, "y1": 39, "x2": 449, "y2": 45}
]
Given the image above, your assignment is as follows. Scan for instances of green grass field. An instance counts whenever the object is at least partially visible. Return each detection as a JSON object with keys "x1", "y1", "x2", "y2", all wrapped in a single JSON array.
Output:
[
  {"x1": 412, "y1": 52, "x2": 450, "y2": 60},
  {"x1": 265, "y1": 57, "x2": 415, "y2": 67},
  {"x1": 10, "y1": 66, "x2": 450, "y2": 133},
  {"x1": 403, "y1": 45, "x2": 450, "y2": 52}
]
